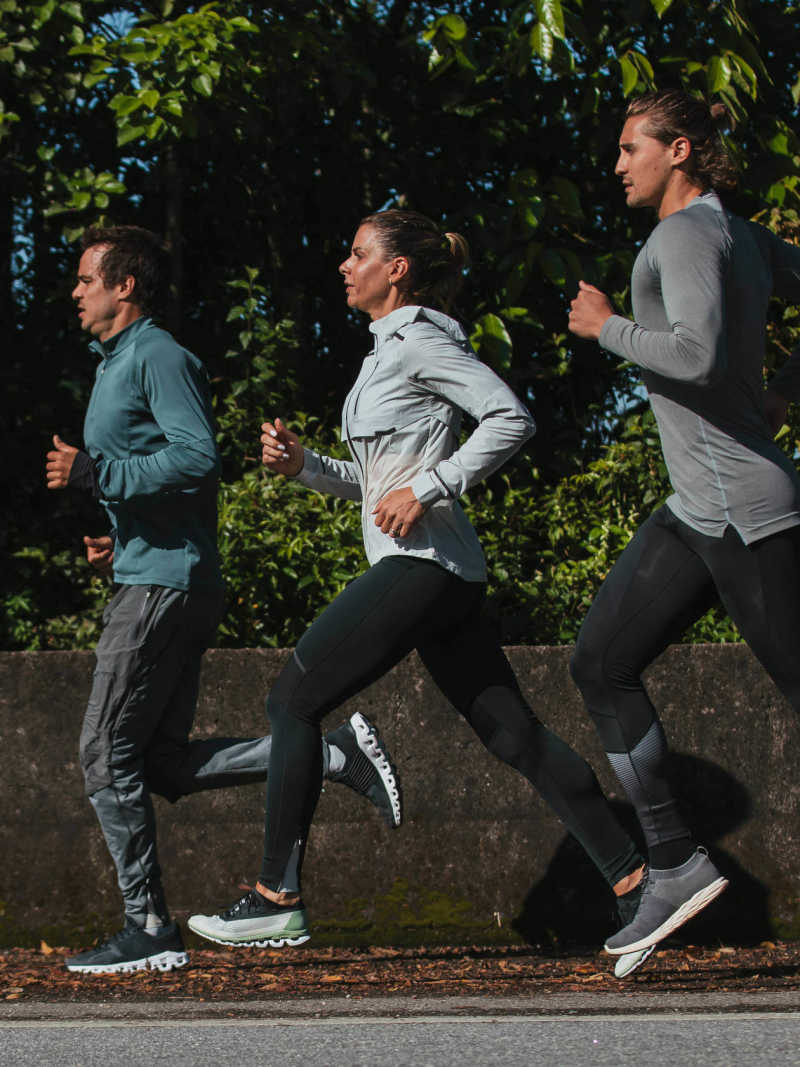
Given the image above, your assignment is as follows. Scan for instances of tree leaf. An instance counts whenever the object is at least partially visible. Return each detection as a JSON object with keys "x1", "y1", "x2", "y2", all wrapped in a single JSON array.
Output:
[
  {"x1": 192, "y1": 72, "x2": 214, "y2": 97},
  {"x1": 619, "y1": 55, "x2": 638, "y2": 97},
  {"x1": 530, "y1": 23, "x2": 554, "y2": 64},
  {"x1": 535, "y1": 0, "x2": 565, "y2": 40},
  {"x1": 110, "y1": 94, "x2": 144, "y2": 117},
  {"x1": 707, "y1": 54, "x2": 732, "y2": 94},
  {"x1": 117, "y1": 123, "x2": 146, "y2": 146},
  {"x1": 539, "y1": 248, "x2": 566, "y2": 286}
]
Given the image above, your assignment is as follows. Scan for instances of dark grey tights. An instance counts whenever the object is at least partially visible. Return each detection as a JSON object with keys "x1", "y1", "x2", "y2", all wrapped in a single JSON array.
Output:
[{"x1": 571, "y1": 505, "x2": 800, "y2": 868}]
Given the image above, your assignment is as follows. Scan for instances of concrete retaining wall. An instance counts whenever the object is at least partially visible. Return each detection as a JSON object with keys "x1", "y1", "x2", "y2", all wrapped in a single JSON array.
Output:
[{"x1": 0, "y1": 645, "x2": 797, "y2": 948}]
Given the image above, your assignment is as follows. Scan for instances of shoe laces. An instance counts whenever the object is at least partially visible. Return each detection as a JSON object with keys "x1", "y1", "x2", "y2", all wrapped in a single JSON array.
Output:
[
  {"x1": 222, "y1": 889, "x2": 269, "y2": 920},
  {"x1": 96, "y1": 920, "x2": 141, "y2": 951},
  {"x1": 616, "y1": 867, "x2": 649, "y2": 928},
  {"x1": 342, "y1": 748, "x2": 378, "y2": 795}
]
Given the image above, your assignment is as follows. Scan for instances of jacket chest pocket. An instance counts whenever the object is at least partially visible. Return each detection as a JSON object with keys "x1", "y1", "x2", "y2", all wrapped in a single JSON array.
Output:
[{"x1": 347, "y1": 413, "x2": 398, "y2": 441}]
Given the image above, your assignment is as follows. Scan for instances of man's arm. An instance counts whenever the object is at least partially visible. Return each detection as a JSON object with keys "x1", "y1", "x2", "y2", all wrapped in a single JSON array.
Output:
[
  {"x1": 599, "y1": 213, "x2": 727, "y2": 385},
  {"x1": 570, "y1": 212, "x2": 728, "y2": 386},
  {"x1": 94, "y1": 346, "x2": 220, "y2": 501}
]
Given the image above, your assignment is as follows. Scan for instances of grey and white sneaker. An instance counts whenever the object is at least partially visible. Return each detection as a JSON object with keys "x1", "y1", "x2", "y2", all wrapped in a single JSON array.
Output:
[
  {"x1": 605, "y1": 847, "x2": 728, "y2": 955},
  {"x1": 188, "y1": 889, "x2": 310, "y2": 948},
  {"x1": 65, "y1": 920, "x2": 189, "y2": 974},
  {"x1": 325, "y1": 712, "x2": 402, "y2": 828},
  {"x1": 614, "y1": 946, "x2": 654, "y2": 978}
]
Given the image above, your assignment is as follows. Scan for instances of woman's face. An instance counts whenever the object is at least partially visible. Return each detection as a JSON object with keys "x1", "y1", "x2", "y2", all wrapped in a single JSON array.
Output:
[{"x1": 339, "y1": 224, "x2": 407, "y2": 320}]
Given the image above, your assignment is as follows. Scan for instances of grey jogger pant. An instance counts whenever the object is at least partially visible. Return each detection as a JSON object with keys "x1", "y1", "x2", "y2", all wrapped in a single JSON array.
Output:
[{"x1": 80, "y1": 583, "x2": 270, "y2": 926}]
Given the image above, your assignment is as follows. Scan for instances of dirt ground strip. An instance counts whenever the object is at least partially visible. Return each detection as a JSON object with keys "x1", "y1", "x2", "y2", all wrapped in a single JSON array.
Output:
[{"x1": 1, "y1": 942, "x2": 798, "y2": 1003}]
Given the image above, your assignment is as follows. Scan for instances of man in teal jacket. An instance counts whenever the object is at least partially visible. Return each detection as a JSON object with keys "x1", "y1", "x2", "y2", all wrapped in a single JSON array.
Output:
[{"x1": 46, "y1": 226, "x2": 401, "y2": 974}]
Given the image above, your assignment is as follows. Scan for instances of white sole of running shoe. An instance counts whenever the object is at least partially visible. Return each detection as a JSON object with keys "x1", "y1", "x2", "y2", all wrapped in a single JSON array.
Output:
[
  {"x1": 351, "y1": 712, "x2": 402, "y2": 828},
  {"x1": 66, "y1": 950, "x2": 189, "y2": 974},
  {"x1": 614, "y1": 945, "x2": 654, "y2": 978},
  {"x1": 187, "y1": 930, "x2": 310, "y2": 948},
  {"x1": 605, "y1": 876, "x2": 729, "y2": 955}
]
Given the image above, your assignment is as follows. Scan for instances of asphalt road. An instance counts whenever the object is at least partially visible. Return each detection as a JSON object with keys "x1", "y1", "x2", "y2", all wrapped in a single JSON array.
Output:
[
  {"x1": 2, "y1": 997, "x2": 800, "y2": 1067},
  {"x1": 1, "y1": 1013, "x2": 800, "y2": 1066}
]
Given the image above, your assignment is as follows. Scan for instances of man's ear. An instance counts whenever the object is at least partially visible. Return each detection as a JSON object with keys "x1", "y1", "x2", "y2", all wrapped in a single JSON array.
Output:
[
  {"x1": 672, "y1": 135, "x2": 692, "y2": 167},
  {"x1": 118, "y1": 274, "x2": 136, "y2": 301}
]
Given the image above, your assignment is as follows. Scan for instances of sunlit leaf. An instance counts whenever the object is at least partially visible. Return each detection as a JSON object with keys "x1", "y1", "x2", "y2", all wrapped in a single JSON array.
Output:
[
  {"x1": 110, "y1": 94, "x2": 144, "y2": 117},
  {"x1": 536, "y1": 0, "x2": 565, "y2": 40},
  {"x1": 707, "y1": 54, "x2": 732, "y2": 94},
  {"x1": 192, "y1": 72, "x2": 214, "y2": 97},
  {"x1": 530, "y1": 23, "x2": 554, "y2": 63},
  {"x1": 117, "y1": 123, "x2": 146, "y2": 146},
  {"x1": 619, "y1": 54, "x2": 638, "y2": 96}
]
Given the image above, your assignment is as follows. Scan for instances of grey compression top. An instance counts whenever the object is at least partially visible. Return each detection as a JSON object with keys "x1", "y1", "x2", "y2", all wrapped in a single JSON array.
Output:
[{"x1": 599, "y1": 190, "x2": 800, "y2": 543}]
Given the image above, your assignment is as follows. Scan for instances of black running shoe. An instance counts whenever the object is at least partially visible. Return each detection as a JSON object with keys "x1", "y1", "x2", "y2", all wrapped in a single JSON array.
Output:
[
  {"x1": 325, "y1": 712, "x2": 402, "y2": 828},
  {"x1": 65, "y1": 920, "x2": 188, "y2": 974},
  {"x1": 188, "y1": 889, "x2": 310, "y2": 947}
]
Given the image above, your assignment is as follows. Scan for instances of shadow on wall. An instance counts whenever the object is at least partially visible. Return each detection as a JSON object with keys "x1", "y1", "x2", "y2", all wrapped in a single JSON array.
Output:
[{"x1": 513, "y1": 752, "x2": 771, "y2": 948}]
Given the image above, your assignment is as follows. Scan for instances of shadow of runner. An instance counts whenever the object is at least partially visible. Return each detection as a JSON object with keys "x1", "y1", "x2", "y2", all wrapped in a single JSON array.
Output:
[{"x1": 513, "y1": 752, "x2": 771, "y2": 949}]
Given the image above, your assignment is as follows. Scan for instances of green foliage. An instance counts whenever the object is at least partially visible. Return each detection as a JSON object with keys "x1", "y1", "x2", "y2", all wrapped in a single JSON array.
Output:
[
  {"x1": 217, "y1": 462, "x2": 365, "y2": 648},
  {"x1": 2, "y1": 0, "x2": 800, "y2": 651},
  {"x1": 468, "y1": 410, "x2": 741, "y2": 645},
  {"x1": 2, "y1": 545, "x2": 108, "y2": 650},
  {"x1": 214, "y1": 267, "x2": 300, "y2": 480}
]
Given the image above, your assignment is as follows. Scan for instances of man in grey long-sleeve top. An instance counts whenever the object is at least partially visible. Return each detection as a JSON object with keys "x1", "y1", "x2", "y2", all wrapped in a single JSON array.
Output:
[
  {"x1": 566, "y1": 89, "x2": 800, "y2": 968},
  {"x1": 45, "y1": 226, "x2": 401, "y2": 975}
]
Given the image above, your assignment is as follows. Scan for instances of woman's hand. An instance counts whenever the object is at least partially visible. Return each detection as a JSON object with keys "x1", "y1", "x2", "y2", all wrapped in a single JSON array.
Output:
[
  {"x1": 373, "y1": 486, "x2": 425, "y2": 538},
  {"x1": 261, "y1": 417, "x2": 304, "y2": 476}
]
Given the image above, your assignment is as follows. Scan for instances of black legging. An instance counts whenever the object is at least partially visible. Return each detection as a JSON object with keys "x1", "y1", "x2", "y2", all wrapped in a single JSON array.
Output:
[
  {"x1": 571, "y1": 504, "x2": 800, "y2": 867},
  {"x1": 261, "y1": 556, "x2": 640, "y2": 893}
]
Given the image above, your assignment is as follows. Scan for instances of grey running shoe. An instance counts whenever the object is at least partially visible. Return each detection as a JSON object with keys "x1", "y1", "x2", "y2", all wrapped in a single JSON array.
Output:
[
  {"x1": 188, "y1": 889, "x2": 310, "y2": 948},
  {"x1": 65, "y1": 920, "x2": 188, "y2": 974},
  {"x1": 605, "y1": 847, "x2": 728, "y2": 955},
  {"x1": 325, "y1": 712, "x2": 402, "y2": 828},
  {"x1": 609, "y1": 872, "x2": 655, "y2": 978}
]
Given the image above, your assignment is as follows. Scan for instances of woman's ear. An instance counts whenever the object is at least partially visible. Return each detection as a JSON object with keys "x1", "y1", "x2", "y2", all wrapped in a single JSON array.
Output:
[{"x1": 388, "y1": 256, "x2": 410, "y2": 286}]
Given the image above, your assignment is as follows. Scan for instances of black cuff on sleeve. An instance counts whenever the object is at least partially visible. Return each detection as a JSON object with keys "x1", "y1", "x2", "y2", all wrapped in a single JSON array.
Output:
[{"x1": 68, "y1": 450, "x2": 101, "y2": 498}]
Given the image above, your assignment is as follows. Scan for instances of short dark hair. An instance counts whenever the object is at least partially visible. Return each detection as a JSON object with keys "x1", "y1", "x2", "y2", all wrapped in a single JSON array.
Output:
[
  {"x1": 80, "y1": 225, "x2": 167, "y2": 315},
  {"x1": 359, "y1": 209, "x2": 470, "y2": 315},
  {"x1": 626, "y1": 90, "x2": 738, "y2": 192}
]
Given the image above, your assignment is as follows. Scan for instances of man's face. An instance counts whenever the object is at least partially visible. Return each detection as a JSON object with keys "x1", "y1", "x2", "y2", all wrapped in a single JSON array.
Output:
[
  {"x1": 614, "y1": 114, "x2": 677, "y2": 211},
  {"x1": 71, "y1": 245, "x2": 122, "y2": 340}
]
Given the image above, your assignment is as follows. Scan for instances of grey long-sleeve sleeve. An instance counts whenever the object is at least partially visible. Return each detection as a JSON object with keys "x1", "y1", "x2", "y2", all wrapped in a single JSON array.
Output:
[
  {"x1": 295, "y1": 449, "x2": 362, "y2": 500},
  {"x1": 599, "y1": 205, "x2": 729, "y2": 386}
]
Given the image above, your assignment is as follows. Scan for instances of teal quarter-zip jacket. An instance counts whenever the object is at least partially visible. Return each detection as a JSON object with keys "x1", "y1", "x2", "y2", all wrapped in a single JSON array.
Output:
[{"x1": 83, "y1": 316, "x2": 222, "y2": 591}]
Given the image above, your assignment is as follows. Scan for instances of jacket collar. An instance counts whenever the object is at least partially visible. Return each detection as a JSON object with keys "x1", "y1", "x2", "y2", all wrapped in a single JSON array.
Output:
[
  {"x1": 89, "y1": 314, "x2": 152, "y2": 361},
  {"x1": 368, "y1": 305, "x2": 467, "y2": 347}
]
